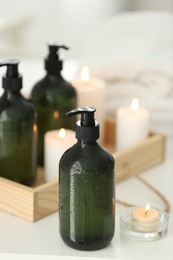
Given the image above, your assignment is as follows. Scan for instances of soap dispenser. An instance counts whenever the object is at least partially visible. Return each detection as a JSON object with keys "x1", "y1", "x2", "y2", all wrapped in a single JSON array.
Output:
[
  {"x1": 31, "y1": 43, "x2": 77, "y2": 166},
  {"x1": 59, "y1": 107, "x2": 115, "y2": 251},
  {"x1": 0, "y1": 60, "x2": 37, "y2": 185}
]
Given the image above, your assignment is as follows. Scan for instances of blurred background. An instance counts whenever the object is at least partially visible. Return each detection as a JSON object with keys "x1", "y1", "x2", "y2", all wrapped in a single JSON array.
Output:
[
  {"x1": 0, "y1": 0, "x2": 172, "y2": 58},
  {"x1": 0, "y1": 0, "x2": 173, "y2": 134}
]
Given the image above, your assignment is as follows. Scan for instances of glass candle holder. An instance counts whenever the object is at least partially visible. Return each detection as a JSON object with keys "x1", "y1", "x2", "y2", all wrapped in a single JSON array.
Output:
[{"x1": 120, "y1": 207, "x2": 169, "y2": 242}]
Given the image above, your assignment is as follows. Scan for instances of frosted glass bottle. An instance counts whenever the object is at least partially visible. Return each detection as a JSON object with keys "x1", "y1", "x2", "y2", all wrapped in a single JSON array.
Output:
[
  {"x1": 59, "y1": 107, "x2": 115, "y2": 250},
  {"x1": 31, "y1": 44, "x2": 76, "y2": 166},
  {"x1": 0, "y1": 60, "x2": 37, "y2": 185}
]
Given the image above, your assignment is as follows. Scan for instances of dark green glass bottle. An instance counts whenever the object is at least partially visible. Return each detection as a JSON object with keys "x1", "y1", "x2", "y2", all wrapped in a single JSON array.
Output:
[
  {"x1": 0, "y1": 60, "x2": 37, "y2": 186},
  {"x1": 59, "y1": 107, "x2": 115, "y2": 251},
  {"x1": 31, "y1": 44, "x2": 77, "y2": 166}
]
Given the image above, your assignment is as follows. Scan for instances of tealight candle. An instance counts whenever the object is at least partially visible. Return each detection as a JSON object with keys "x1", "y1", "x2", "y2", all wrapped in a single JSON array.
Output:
[
  {"x1": 116, "y1": 98, "x2": 150, "y2": 151},
  {"x1": 120, "y1": 205, "x2": 169, "y2": 242},
  {"x1": 132, "y1": 203, "x2": 159, "y2": 225},
  {"x1": 72, "y1": 66, "x2": 106, "y2": 143},
  {"x1": 44, "y1": 128, "x2": 76, "y2": 181}
]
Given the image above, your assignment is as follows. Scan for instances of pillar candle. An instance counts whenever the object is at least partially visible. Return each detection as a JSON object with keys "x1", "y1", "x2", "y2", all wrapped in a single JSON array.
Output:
[
  {"x1": 44, "y1": 128, "x2": 76, "y2": 181},
  {"x1": 72, "y1": 66, "x2": 106, "y2": 143},
  {"x1": 116, "y1": 98, "x2": 150, "y2": 151}
]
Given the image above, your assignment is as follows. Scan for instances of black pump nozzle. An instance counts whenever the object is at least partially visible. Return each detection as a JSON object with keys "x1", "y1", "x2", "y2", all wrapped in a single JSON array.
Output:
[
  {"x1": 67, "y1": 107, "x2": 99, "y2": 141},
  {"x1": 48, "y1": 44, "x2": 69, "y2": 55},
  {"x1": 0, "y1": 59, "x2": 20, "y2": 77},
  {"x1": 45, "y1": 43, "x2": 69, "y2": 74},
  {"x1": 67, "y1": 107, "x2": 96, "y2": 127},
  {"x1": 0, "y1": 59, "x2": 22, "y2": 90}
]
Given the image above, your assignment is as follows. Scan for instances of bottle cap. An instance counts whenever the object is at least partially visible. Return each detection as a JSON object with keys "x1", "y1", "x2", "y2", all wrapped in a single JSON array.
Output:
[
  {"x1": 67, "y1": 107, "x2": 100, "y2": 141},
  {"x1": 0, "y1": 59, "x2": 22, "y2": 90},
  {"x1": 45, "y1": 43, "x2": 69, "y2": 74}
]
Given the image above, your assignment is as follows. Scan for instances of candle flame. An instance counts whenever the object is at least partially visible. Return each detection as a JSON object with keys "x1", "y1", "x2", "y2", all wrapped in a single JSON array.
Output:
[
  {"x1": 145, "y1": 203, "x2": 150, "y2": 216},
  {"x1": 131, "y1": 98, "x2": 139, "y2": 112},
  {"x1": 54, "y1": 110, "x2": 59, "y2": 120},
  {"x1": 59, "y1": 128, "x2": 66, "y2": 139},
  {"x1": 33, "y1": 123, "x2": 37, "y2": 133},
  {"x1": 81, "y1": 66, "x2": 90, "y2": 82}
]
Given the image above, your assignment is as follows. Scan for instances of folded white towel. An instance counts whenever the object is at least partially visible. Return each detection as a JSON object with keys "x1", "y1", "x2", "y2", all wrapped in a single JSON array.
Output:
[{"x1": 81, "y1": 11, "x2": 173, "y2": 135}]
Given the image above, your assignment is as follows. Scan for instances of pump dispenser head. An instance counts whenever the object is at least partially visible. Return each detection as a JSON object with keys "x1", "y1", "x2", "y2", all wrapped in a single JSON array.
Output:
[
  {"x1": 0, "y1": 59, "x2": 22, "y2": 90},
  {"x1": 67, "y1": 107, "x2": 100, "y2": 141},
  {"x1": 45, "y1": 43, "x2": 69, "y2": 74}
]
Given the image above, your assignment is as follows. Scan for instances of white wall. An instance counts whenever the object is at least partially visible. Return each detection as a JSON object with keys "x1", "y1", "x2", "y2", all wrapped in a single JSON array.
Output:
[
  {"x1": 130, "y1": 0, "x2": 173, "y2": 11},
  {"x1": 0, "y1": 0, "x2": 127, "y2": 59}
]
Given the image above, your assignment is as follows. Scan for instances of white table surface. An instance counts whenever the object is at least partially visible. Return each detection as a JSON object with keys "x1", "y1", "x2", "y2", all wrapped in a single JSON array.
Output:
[{"x1": 0, "y1": 136, "x2": 172, "y2": 260}]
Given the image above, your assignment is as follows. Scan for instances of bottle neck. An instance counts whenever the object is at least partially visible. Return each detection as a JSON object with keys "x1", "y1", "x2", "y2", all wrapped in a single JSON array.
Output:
[
  {"x1": 4, "y1": 88, "x2": 22, "y2": 99},
  {"x1": 77, "y1": 139, "x2": 97, "y2": 146},
  {"x1": 46, "y1": 70, "x2": 62, "y2": 78}
]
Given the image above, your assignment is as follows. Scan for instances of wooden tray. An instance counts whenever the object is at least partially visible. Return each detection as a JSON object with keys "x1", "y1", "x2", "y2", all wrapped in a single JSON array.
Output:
[
  {"x1": 0, "y1": 117, "x2": 165, "y2": 222},
  {"x1": 104, "y1": 117, "x2": 165, "y2": 182}
]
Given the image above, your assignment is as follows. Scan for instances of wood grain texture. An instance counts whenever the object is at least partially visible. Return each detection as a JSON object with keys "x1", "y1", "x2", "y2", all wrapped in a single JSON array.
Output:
[
  {"x1": 0, "y1": 174, "x2": 59, "y2": 222},
  {"x1": 33, "y1": 179, "x2": 58, "y2": 222},
  {"x1": 0, "y1": 177, "x2": 34, "y2": 221},
  {"x1": 114, "y1": 132, "x2": 165, "y2": 182}
]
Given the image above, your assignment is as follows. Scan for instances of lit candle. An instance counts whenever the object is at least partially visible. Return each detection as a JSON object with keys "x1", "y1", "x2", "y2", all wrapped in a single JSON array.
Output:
[
  {"x1": 116, "y1": 98, "x2": 150, "y2": 150},
  {"x1": 132, "y1": 203, "x2": 159, "y2": 224},
  {"x1": 131, "y1": 204, "x2": 160, "y2": 232},
  {"x1": 44, "y1": 128, "x2": 76, "y2": 181},
  {"x1": 120, "y1": 204, "x2": 169, "y2": 240},
  {"x1": 72, "y1": 66, "x2": 106, "y2": 143}
]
